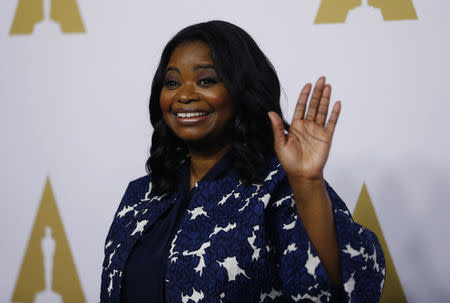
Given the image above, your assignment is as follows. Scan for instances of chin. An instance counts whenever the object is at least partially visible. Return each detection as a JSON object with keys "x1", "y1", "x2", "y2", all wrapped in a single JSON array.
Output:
[{"x1": 174, "y1": 131, "x2": 210, "y2": 143}]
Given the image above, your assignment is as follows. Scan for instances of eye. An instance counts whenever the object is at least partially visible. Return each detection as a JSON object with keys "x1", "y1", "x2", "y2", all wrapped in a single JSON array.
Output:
[
  {"x1": 164, "y1": 79, "x2": 179, "y2": 89},
  {"x1": 199, "y1": 78, "x2": 217, "y2": 87}
]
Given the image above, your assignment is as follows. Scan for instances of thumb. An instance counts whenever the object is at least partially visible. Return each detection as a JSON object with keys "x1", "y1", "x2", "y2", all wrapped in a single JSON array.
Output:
[{"x1": 268, "y1": 111, "x2": 286, "y2": 150}]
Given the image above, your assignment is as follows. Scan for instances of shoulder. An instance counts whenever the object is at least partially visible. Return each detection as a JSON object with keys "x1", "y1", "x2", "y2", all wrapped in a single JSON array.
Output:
[
  {"x1": 128, "y1": 174, "x2": 152, "y2": 190},
  {"x1": 260, "y1": 155, "x2": 289, "y2": 190},
  {"x1": 233, "y1": 155, "x2": 292, "y2": 210},
  {"x1": 120, "y1": 174, "x2": 153, "y2": 205}
]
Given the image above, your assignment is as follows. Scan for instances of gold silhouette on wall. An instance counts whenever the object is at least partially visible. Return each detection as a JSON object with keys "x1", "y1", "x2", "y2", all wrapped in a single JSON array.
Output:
[
  {"x1": 353, "y1": 183, "x2": 407, "y2": 302},
  {"x1": 10, "y1": 0, "x2": 85, "y2": 35},
  {"x1": 11, "y1": 178, "x2": 86, "y2": 303},
  {"x1": 34, "y1": 227, "x2": 63, "y2": 303},
  {"x1": 315, "y1": 0, "x2": 417, "y2": 24}
]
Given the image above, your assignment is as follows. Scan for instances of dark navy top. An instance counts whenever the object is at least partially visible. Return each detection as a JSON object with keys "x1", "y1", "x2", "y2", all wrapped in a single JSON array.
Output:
[
  {"x1": 119, "y1": 188, "x2": 188, "y2": 303},
  {"x1": 119, "y1": 197, "x2": 184, "y2": 302}
]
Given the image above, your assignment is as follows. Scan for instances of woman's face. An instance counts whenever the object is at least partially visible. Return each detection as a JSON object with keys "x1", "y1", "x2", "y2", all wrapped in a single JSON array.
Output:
[{"x1": 160, "y1": 41, "x2": 235, "y2": 144}]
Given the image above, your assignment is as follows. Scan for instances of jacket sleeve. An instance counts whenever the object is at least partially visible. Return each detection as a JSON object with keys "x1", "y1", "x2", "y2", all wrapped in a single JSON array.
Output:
[
  {"x1": 266, "y1": 173, "x2": 385, "y2": 302},
  {"x1": 100, "y1": 181, "x2": 136, "y2": 303}
]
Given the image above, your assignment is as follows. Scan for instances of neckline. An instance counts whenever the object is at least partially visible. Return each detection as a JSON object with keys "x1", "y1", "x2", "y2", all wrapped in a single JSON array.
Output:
[{"x1": 176, "y1": 151, "x2": 233, "y2": 192}]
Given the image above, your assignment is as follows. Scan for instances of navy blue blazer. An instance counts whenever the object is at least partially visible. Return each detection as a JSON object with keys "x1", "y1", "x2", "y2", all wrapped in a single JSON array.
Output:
[{"x1": 100, "y1": 155, "x2": 385, "y2": 302}]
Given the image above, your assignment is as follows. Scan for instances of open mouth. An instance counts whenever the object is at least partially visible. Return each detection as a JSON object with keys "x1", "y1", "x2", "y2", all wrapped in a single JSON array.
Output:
[{"x1": 175, "y1": 112, "x2": 210, "y2": 118}]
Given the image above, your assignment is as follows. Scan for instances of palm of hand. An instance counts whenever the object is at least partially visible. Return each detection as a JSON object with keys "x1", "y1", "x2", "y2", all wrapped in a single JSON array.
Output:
[{"x1": 269, "y1": 77, "x2": 341, "y2": 180}]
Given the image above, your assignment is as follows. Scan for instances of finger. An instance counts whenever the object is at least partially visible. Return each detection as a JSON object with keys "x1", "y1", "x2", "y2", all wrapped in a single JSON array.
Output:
[
  {"x1": 325, "y1": 101, "x2": 341, "y2": 135},
  {"x1": 316, "y1": 84, "x2": 331, "y2": 127},
  {"x1": 305, "y1": 76, "x2": 326, "y2": 121},
  {"x1": 268, "y1": 111, "x2": 287, "y2": 149},
  {"x1": 292, "y1": 83, "x2": 312, "y2": 121}
]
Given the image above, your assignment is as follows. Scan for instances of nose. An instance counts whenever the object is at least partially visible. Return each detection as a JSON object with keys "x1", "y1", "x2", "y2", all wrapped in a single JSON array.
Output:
[{"x1": 178, "y1": 83, "x2": 200, "y2": 103}]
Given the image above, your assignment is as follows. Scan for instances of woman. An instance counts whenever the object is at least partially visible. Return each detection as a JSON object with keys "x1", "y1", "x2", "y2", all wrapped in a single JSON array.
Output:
[{"x1": 100, "y1": 20, "x2": 385, "y2": 302}]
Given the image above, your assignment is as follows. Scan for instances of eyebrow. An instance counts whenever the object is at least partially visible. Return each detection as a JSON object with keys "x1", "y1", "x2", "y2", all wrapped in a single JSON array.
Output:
[
  {"x1": 166, "y1": 67, "x2": 180, "y2": 73},
  {"x1": 193, "y1": 64, "x2": 215, "y2": 71},
  {"x1": 165, "y1": 65, "x2": 216, "y2": 73}
]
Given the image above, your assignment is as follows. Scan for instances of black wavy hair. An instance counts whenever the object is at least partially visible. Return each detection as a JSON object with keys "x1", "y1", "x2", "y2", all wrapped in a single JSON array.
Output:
[{"x1": 146, "y1": 20, "x2": 289, "y2": 195}]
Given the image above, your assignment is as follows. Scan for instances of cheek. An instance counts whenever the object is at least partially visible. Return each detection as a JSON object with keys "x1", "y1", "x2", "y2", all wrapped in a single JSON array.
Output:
[
  {"x1": 159, "y1": 92, "x2": 176, "y2": 129},
  {"x1": 216, "y1": 96, "x2": 235, "y2": 121},
  {"x1": 206, "y1": 90, "x2": 235, "y2": 115},
  {"x1": 159, "y1": 91, "x2": 171, "y2": 112}
]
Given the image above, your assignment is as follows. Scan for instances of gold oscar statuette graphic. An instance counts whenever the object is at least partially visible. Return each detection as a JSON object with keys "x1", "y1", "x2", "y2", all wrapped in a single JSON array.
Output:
[
  {"x1": 10, "y1": 0, "x2": 85, "y2": 35},
  {"x1": 315, "y1": 0, "x2": 417, "y2": 24},
  {"x1": 353, "y1": 183, "x2": 407, "y2": 302},
  {"x1": 11, "y1": 178, "x2": 86, "y2": 303}
]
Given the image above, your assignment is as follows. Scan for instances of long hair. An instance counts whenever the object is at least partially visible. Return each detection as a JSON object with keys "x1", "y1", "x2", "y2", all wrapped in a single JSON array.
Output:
[{"x1": 147, "y1": 20, "x2": 289, "y2": 195}]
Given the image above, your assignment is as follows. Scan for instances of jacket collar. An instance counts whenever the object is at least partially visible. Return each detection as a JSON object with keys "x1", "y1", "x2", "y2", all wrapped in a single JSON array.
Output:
[{"x1": 129, "y1": 151, "x2": 234, "y2": 237}]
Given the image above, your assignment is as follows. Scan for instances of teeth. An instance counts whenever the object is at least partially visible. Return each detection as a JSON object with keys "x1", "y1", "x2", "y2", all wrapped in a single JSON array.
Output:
[{"x1": 176, "y1": 112, "x2": 208, "y2": 118}]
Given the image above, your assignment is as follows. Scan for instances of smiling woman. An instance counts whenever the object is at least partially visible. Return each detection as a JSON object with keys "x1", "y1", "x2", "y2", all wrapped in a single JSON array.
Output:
[
  {"x1": 160, "y1": 42, "x2": 235, "y2": 149},
  {"x1": 147, "y1": 21, "x2": 287, "y2": 196},
  {"x1": 100, "y1": 20, "x2": 385, "y2": 303}
]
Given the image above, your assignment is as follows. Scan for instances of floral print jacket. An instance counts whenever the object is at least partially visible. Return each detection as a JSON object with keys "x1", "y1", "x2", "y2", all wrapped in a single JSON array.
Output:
[{"x1": 100, "y1": 155, "x2": 385, "y2": 302}]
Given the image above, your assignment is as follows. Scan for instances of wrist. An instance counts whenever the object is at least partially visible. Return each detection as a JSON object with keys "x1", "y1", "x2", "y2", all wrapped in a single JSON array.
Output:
[
  {"x1": 287, "y1": 175, "x2": 328, "y2": 207},
  {"x1": 287, "y1": 174, "x2": 325, "y2": 188}
]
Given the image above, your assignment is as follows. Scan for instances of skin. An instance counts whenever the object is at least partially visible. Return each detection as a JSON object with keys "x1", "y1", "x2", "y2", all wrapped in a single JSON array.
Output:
[
  {"x1": 161, "y1": 42, "x2": 342, "y2": 284},
  {"x1": 160, "y1": 42, "x2": 235, "y2": 188}
]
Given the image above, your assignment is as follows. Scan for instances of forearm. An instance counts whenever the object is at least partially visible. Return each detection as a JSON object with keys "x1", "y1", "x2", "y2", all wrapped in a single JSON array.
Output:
[{"x1": 288, "y1": 176, "x2": 342, "y2": 284}]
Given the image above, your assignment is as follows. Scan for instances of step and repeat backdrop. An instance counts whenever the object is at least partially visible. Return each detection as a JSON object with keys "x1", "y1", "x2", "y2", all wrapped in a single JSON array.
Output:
[{"x1": 1, "y1": 0, "x2": 449, "y2": 302}]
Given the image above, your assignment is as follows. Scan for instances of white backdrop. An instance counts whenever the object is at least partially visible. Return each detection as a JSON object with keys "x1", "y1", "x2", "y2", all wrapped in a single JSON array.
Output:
[{"x1": 1, "y1": 0, "x2": 449, "y2": 302}]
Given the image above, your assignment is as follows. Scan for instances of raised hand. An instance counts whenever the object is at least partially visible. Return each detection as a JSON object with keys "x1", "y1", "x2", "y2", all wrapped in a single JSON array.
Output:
[{"x1": 268, "y1": 76, "x2": 341, "y2": 181}]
